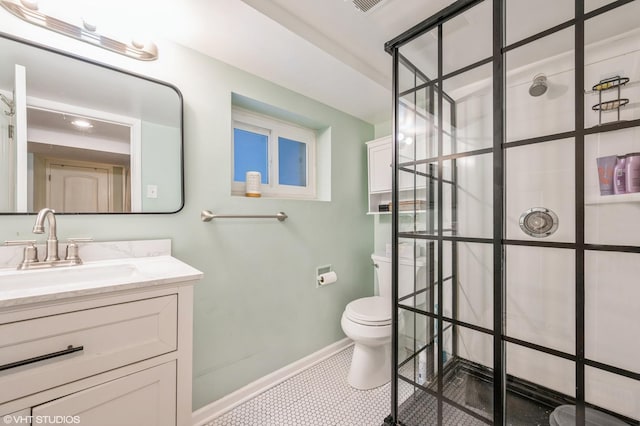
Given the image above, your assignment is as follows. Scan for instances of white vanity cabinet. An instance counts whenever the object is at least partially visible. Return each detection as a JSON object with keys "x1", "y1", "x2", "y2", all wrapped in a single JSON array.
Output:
[
  {"x1": 32, "y1": 361, "x2": 176, "y2": 426},
  {"x1": 0, "y1": 264, "x2": 199, "y2": 426}
]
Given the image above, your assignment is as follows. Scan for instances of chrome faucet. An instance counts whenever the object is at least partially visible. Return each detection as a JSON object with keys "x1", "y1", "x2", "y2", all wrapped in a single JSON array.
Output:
[{"x1": 33, "y1": 208, "x2": 60, "y2": 262}]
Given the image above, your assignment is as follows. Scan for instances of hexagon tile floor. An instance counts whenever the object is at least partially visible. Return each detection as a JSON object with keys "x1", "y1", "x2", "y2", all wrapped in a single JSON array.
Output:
[{"x1": 205, "y1": 345, "x2": 392, "y2": 426}]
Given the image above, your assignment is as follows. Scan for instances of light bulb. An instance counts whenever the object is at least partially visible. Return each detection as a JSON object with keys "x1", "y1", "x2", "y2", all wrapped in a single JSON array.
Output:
[
  {"x1": 19, "y1": 0, "x2": 38, "y2": 10},
  {"x1": 82, "y1": 18, "x2": 97, "y2": 32}
]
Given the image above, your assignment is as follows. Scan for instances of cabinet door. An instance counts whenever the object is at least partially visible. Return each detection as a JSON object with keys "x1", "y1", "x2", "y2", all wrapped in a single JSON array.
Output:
[
  {"x1": 32, "y1": 362, "x2": 176, "y2": 426},
  {"x1": 1, "y1": 408, "x2": 30, "y2": 423},
  {"x1": 369, "y1": 143, "x2": 392, "y2": 193}
]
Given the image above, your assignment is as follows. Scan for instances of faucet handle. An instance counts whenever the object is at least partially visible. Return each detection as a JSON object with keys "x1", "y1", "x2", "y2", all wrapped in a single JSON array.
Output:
[
  {"x1": 4, "y1": 240, "x2": 39, "y2": 267},
  {"x1": 65, "y1": 237, "x2": 93, "y2": 262},
  {"x1": 67, "y1": 237, "x2": 93, "y2": 243},
  {"x1": 4, "y1": 239, "x2": 37, "y2": 246}
]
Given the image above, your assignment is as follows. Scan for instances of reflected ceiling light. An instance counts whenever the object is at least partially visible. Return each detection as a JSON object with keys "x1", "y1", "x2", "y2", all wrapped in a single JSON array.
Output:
[
  {"x1": 0, "y1": 0, "x2": 158, "y2": 60},
  {"x1": 71, "y1": 119, "x2": 93, "y2": 129},
  {"x1": 397, "y1": 133, "x2": 413, "y2": 145}
]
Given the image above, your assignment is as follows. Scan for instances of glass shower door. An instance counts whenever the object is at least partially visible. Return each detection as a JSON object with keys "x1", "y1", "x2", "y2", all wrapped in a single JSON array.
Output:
[
  {"x1": 0, "y1": 93, "x2": 15, "y2": 211},
  {"x1": 0, "y1": 63, "x2": 27, "y2": 212},
  {"x1": 390, "y1": 1, "x2": 496, "y2": 424}
]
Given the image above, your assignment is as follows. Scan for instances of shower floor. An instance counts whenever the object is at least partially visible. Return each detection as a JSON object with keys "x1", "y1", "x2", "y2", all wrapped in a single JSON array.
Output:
[
  {"x1": 396, "y1": 358, "x2": 636, "y2": 426},
  {"x1": 395, "y1": 358, "x2": 563, "y2": 426},
  {"x1": 396, "y1": 375, "x2": 554, "y2": 425}
]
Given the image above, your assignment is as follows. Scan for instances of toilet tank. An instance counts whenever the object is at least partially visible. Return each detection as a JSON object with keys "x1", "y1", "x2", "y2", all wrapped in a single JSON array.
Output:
[{"x1": 371, "y1": 253, "x2": 426, "y2": 301}]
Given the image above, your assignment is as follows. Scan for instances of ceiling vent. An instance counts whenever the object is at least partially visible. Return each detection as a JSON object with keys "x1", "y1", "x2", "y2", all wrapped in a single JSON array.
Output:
[{"x1": 350, "y1": 0, "x2": 386, "y2": 13}]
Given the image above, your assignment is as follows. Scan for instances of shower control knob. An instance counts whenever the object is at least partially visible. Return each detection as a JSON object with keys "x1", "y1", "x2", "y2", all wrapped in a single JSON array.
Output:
[{"x1": 519, "y1": 207, "x2": 559, "y2": 238}]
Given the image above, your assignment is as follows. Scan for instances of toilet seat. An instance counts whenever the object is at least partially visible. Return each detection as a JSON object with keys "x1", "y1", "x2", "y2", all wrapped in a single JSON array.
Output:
[{"x1": 345, "y1": 296, "x2": 391, "y2": 326}]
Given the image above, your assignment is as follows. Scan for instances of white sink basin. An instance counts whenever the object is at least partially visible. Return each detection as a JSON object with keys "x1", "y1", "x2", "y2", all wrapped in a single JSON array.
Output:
[
  {"x1": 0, "y1": 255, "x2": 202, "y2": 307},
  {"x1": 0, "y1": 262, "x2": 139, "y2": 291}
]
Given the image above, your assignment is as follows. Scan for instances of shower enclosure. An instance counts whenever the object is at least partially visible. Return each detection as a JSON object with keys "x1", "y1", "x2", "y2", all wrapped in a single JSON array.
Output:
[
  {"x1": 0, "y1": 91, "x2": 15, "y2": 211},
  {"x1": 385, "y1": 0, "x2": 640, "y2": 425}
]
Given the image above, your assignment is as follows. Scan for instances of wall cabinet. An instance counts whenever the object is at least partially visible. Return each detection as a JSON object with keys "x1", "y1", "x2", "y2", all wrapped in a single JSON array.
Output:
[
  {"x1": 0, "y1": 282, "x2": 195, "y2": 426},
  {"x1": 368, "y1": 138, "x2": 393, "y2": 194},
  {"x1": 367, "y1": 136, "x2": 426, "y2": 214},
  {"x1": 367, "y1": 136, "x2": 400, "y2": 214}
]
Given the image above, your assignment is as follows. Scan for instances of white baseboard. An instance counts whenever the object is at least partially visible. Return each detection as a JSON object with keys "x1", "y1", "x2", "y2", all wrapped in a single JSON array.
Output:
[{"x1": 191, "y1": 338, "x2": 353, "y2": 426}]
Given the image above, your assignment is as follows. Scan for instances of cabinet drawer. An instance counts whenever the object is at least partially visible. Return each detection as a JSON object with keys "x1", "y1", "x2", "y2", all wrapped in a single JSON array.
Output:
[{"x1": 0, "y1": 295, "x2": 177, "y2": 402}]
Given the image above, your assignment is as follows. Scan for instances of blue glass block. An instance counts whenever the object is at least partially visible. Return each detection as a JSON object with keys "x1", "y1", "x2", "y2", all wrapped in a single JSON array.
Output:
[
  {"x1": 278, "y1": 137, "x2": 307, "y2": 187},
  {"x1": 234, "y1": 128, "x2": 268, "y2": 183}
]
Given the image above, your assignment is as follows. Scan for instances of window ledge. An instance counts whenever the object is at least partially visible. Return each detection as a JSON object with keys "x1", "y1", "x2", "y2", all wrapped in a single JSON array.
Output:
[{"x1": 230, "y1": 191, "x2": 326, "y2": 202}]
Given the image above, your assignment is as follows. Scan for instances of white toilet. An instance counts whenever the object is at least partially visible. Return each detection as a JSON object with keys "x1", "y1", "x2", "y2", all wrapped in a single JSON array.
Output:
[{"x1": 341, "y1": 253, "x2": 424, "y2": 390}]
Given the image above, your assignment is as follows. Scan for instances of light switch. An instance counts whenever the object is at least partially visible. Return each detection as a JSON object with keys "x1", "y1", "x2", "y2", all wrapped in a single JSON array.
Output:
[{"x1": 146, "y1": 184, "x2": 158, "y2": 199}]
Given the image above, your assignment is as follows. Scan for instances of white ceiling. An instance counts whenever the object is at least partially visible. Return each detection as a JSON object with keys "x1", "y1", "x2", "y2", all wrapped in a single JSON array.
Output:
[
  {"x1": 0, "y1": 0, "x2": 447, "y2": 125},
  {"x1": 154, "y1": 0, "x2": 634, "y2": 125},
  {"x1": 4, "y1": 0, "x2": 634, "y2": 126},
  {"x1": 151, "y1": 0, "x2": 456, "y2": 125}
]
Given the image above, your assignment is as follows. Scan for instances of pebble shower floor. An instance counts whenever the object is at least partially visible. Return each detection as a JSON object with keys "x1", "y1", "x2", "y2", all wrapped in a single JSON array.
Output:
[{"x1": 206, "y1": 345, "x2": 395, "y2": 426}]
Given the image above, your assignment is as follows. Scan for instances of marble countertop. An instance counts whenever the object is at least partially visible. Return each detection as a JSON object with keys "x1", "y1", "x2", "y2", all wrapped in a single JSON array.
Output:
[{"x1": 0, "y1": 240, "x2": 203, "y2": 308}]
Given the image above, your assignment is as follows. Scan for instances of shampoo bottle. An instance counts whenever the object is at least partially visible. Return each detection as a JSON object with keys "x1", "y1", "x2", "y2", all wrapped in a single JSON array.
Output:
[
  {"x1": 417, "y1": 350, "x2": 427, "y2": 385},
  {"x1": 614, "y1": 155, "x2": 627, "y2": 194},
  {"x1": 626, "y1": 153, "x2": 640, "y2": 193}
]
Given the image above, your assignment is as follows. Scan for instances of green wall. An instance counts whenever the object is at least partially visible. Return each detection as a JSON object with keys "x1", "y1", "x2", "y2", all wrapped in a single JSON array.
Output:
[{"x1": 0, "y1": 23, "x2": 375, "y2": 409}]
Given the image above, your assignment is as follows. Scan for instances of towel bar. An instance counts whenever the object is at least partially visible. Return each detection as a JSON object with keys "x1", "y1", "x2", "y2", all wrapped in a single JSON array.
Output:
[{"x1": 201, "y1": 210, "x2": 288, "y2": 222}]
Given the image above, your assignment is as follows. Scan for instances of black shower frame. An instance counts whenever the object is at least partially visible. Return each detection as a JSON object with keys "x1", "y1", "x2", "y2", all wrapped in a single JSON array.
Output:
[
  {"x1": 385, "y1": 0, "x2": 640, "y2": 425},
  {"x1": 394, "y1": 50, "x2": 460, "y2": 395}
]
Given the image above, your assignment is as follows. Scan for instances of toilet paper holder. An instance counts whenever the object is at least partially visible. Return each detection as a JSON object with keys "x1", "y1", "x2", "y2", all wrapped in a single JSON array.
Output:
[{"x1": 316, "y1": 265, "x2": 337, "y2": 287}]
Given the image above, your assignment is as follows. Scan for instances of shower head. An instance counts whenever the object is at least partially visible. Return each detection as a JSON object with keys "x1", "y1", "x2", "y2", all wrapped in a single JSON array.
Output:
[{"x1": 529, "y1": 74, "x2": 548, "y2": 97}]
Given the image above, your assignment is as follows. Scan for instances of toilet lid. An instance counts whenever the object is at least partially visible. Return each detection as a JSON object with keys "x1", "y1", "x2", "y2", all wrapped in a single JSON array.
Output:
[{"x1": 345, "y1": 296, "x2": 391, "y2": 326}]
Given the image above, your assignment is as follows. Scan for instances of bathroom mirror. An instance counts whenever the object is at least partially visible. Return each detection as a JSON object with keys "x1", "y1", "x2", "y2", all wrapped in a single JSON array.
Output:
[{"x1": 0, "y1": 33, "x2": 183, "y2": 214}]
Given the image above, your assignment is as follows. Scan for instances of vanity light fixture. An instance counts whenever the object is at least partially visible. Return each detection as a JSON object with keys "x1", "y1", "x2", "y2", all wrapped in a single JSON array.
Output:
[{"x1": 0, "y1": 0, "x2": 158, "y2": 60}]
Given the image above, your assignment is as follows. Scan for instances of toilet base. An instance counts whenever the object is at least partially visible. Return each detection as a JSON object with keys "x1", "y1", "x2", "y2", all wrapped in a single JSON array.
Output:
[{"x1": 347, "y1": 341, "x2": 391, "y2": 390}]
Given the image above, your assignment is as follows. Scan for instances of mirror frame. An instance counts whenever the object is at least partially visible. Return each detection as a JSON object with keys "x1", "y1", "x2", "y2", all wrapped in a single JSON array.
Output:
[{"x1": 0, "y1": 31, "x2": 185, "y2": 215}]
